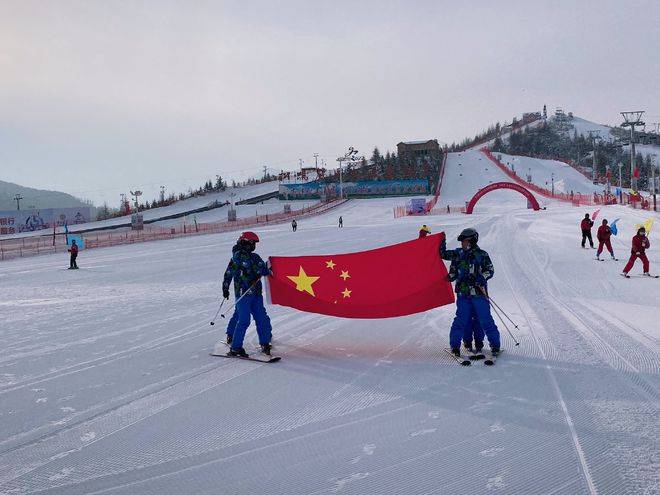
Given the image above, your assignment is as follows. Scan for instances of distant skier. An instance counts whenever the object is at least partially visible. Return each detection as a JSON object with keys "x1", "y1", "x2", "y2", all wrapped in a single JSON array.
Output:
[
  {"x1": 580, "y1": 213, "x2": 594, "y2": 248},
  {"x1": 291, "y1": 219, "x2": 297, "y2": 232},
  {"x1": 596, "y1": 219, "x2": 616, "y2": 260},
  {"x1": 338, "y1": 216, "x2": 343, "y2": 228},
  {"x1": 222, "y1": 231, "x2": 273, "y2": 357},
  {"x1": 418, "y1": 225, "x2": 431, "y2": 238},
  {"x1": 440, "y1": 228, "x2": 500, "y2": 356},
  {"x1": 622, "y1": 227, "x2": 651, "y2": 277},
  {"x1": 68, "y1": 239, "x2": 79, "y2": 269}
]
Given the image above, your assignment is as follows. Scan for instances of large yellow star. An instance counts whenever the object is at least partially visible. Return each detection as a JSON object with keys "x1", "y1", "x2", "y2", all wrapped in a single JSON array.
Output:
[
  {"x1": 342, "y1": 288, "x2": 352, "y2": 298},
  {"x1": 340, "y1": 270, "x2": 350, "y2": 281},
  {"x1": 325, "y1": 260, "x2": 336, "y2": 270},
  {"x1": 287, "y1": 266, "x2": 320, "y2": 296}
]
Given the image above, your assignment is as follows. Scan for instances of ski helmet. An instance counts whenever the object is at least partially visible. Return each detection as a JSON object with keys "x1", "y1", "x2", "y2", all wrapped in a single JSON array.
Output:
[
  {"x1": 239, "y1": 231, "x2": 259, "y2": 242},
  {"x1": 637, "y1": 226, "x2": 646, "y2": 235},
  {"x1": 457, "y1": 228, "x2": 479, "y2": 243},
  {"x1": 602, "y1": 219, "x2": 608, "y2": 225}
]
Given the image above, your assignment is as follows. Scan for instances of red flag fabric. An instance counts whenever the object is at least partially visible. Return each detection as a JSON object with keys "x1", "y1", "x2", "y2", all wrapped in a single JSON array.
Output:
[{"x1": 267, "y1": 233, "x2": 454, "y2": 318}]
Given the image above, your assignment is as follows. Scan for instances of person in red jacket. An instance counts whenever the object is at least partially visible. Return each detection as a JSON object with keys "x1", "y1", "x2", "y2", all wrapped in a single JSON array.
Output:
[
  {"x1": 596, "y1": 219, "x2": 616, "y2": 260},
  {"x1": 580, "y1": 213, "x2": 594, "y2": 248},
  {"x1": 68, "y1": 239, "x2": 79, "y2": 269},
  {"x1": 418, "y1": 225, "x2": 431, "y2": 238},
  {"x1": 622, "y1": 227, "x2": 651, "y2": 277}
]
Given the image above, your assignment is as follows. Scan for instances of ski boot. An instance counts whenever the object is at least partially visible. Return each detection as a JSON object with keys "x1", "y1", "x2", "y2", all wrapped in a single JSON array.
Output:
[
  {"x1": 260, "y1": 343, "x2": 272, "y2": 355},
  {"x1": 228, "y1": 347, "x2": 249, "y2": 358},
  {"x1": 643, "y1": 272, "x2": 651, "y2": 277},
  {"x1": 226, "y1": 334, "x2": 233, "y2": 345},
  {"x1": 462, "y1": 341, "x2": 473, "y2": 353},
  {"x1": 491, "y1": 347, "x2": 500, "y2": 356},
  {"x1": 451, "y1": 348, "x2": 461, "y2": 357}
]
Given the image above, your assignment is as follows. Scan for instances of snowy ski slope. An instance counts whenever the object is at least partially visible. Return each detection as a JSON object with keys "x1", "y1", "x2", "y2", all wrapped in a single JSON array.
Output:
[
  {"x1": 437, "y1": 150, "x2": 599, "y2": 211},
  {"x1": 2, "y1": 181, "x2": 280, "y2": 239},
  {"x1": 0, "y1": 192, "x2": 658, "y2": 494}
]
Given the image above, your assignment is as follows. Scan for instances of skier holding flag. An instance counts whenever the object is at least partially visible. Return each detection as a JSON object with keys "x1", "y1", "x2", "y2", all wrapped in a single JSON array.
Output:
[
  {"x1": 596, "y1": 219, "x2": 616, "y2": 261},
  {"x1": 622, "y1": 227, "x2": 653, "y2": 278},
  {"x1": 581, "y1": 213, "x2": 594, "y2": 248},
  {"x1": 222, "y1": 232, "x2": 273, "y2": 357},
  {"x1": 440, "y1": 228, "x2": 500, "y2": 357}
]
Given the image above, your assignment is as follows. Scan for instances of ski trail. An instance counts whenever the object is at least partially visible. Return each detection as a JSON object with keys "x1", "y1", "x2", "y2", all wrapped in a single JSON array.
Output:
[{"x1": 495, "y1": 214, "x2": 598, "y2": 495}]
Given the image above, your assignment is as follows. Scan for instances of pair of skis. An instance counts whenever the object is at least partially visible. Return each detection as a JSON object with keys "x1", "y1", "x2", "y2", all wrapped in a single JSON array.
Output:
[
  {"x1": 595, "y1": 257, "x2": 618, "y2": 262},
  {"x1": 444, "y1": 348, "x2": 499, "y2": 366},
  {"x1": 621, "y1": 273, "x2": 659, "y2": 279},
  {"x1": 210, "y1": 341, "x2": 281, "y2": 363}
]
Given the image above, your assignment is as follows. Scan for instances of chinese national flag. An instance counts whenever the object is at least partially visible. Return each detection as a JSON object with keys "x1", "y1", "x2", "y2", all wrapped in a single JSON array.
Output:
[{"x1": 267, "y1": 233, "x2": 454, "y2": 318}]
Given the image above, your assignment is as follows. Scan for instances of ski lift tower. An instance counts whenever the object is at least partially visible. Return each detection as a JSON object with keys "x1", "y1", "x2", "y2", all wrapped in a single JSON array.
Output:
[{"x1": 620, "y1": 111, "x2": 645, "y2": 191}]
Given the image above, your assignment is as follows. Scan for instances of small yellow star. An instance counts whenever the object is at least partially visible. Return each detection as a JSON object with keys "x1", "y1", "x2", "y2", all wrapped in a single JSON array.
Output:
[
  {"x1": 340, "y1": 270, "x2": 350, "y2": 281},
  {"x1": 287, "y1": 267, "x2": 320, "y2": 297},
  {"x1": 325, "y1": 260, "x2": 336, "y2": 270},
  {"x1": 342, "y1": 288, "x2": 352, "y2": 298}
]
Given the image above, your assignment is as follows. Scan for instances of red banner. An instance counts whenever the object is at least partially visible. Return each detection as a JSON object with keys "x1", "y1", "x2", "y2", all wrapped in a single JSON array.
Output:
[{"x1": 267, "y1": 233, "x2": 454, "y2": 318}]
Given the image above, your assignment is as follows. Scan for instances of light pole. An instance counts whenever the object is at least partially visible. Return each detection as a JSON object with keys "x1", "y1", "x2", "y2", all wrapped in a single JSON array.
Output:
[
  {"x1": 621, "y1": 111, "x2": 645, "y2": 191},
  {"x1": 129, "y1": 190, "x2": 143, "y2": 212},
  {"x1": 551, "y1": 173, "x2": 554, "y2": 196},
  {"x1": 588, "y1": 130, "x2": 600, "y2": 184},
  {"x1": 14, "y1": 194, "x2": 23, "y2": 210},
  {"x1": 336, "y1": 147, "x2": 363, "y2": 199}
]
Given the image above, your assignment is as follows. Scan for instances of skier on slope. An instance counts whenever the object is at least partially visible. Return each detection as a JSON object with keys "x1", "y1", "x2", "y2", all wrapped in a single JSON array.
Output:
[
  {"x1": 622, "y1": 227, "x2": 652, "y2": 277},
  {"x1": 581, "y1": 213, "x2": 594, "y2": 248},
  {"x1": 440, "y1": 228, "x2": 500, "y2": 356},
  {"x1": 68, "y1": 239, "x2": 79, "y2": 269},
  {"x1": 291, "y1": 219, "x2": 297, "y2": 232},
  {"x1": 338, "y1": 216, "x2": 343, "y2": 228},
  {"x1": 418, "y1": 225, "x2": 431, "y2": 238},
  {"x1": 596, "y1": 219, "x2": 616, "y2": 260},
  {"x1": 222, "y1": 232, "x2": 273, "y2": 357}
]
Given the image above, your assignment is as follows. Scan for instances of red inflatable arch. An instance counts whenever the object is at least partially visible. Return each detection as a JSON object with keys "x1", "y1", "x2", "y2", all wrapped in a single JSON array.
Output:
[{"x1": 465, "y1": 181, "x2": 540, "y2": 214}]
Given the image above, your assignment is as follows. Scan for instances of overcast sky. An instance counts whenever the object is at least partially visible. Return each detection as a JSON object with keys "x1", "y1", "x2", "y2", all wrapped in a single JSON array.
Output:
[{"x1": 1, "y1": 0, "x2": 658, "y2": 205}]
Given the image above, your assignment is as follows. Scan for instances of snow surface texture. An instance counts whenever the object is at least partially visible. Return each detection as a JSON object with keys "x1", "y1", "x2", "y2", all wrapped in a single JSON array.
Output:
[{"x1": 1, "y1": 196, "x2": 659, "y2": 494}]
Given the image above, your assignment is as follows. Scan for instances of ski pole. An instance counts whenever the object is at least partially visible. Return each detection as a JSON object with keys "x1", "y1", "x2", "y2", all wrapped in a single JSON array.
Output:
[
  {"x1": 477, "y1": 286, "x2": 520, "y2": 346},
  {"x1": 209, "y1": 298, "x2": 226, "y2": 326},
  {"x1": 486, "y1": 294, "x2": 521, "y2": 332},
  {"x1": 489, "y1": 300, "x2": 520, "y2": 346}
]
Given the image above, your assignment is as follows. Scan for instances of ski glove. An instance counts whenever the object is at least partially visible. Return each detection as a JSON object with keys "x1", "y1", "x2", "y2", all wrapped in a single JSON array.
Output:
[{"x1": 223, "y1": 288, "x2": 230, "y2": 299}]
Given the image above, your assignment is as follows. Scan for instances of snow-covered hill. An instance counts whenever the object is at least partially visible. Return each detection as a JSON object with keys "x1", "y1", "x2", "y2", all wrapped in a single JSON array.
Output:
[
  {"x1": 1, "y1": 196, "x2": 658, "y2": 494},
  {"x1": 436, "y1": 149, "x2": 601, "y2": 211}
]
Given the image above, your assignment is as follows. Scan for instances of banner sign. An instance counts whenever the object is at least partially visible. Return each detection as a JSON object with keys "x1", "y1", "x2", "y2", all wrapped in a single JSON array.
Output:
[
  {"x1": 279, "y1": 179, "x2": 429, "y2": 200},
  {"x1": 0, "y1": 207, "x2": 92, "y2": 235}
]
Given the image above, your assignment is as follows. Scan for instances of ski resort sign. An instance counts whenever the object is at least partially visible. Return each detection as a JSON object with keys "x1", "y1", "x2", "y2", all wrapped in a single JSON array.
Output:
[{"x1": 0, "y1": 207, "x2": 92, "y2": 235}]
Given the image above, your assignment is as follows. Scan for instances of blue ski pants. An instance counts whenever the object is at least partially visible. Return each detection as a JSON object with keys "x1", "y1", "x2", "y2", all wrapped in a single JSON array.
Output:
[
  {"x1": 226, "y1": 310, "x2": 239, "y2": 337},
  {"x1": 450, "y1": 295, "x2": 500, "y2": 349},
  {"x1": 230, "y1": 294, "x2": 272, "y2": 349}
]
